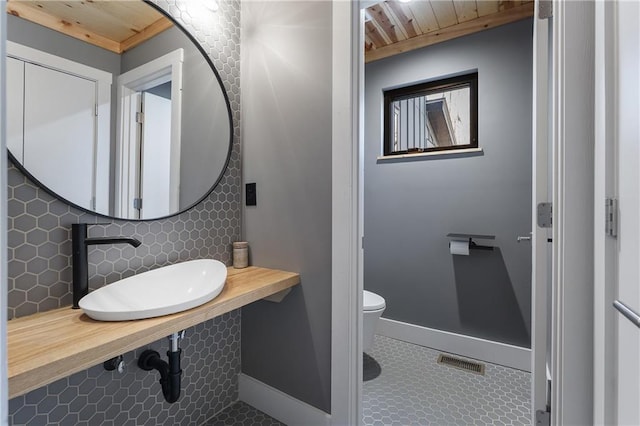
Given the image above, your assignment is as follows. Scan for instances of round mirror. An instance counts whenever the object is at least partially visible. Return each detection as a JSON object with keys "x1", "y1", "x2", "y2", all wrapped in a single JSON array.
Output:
[{"x1": 6, "y1": 0, "x2": 232, "y2": 220}]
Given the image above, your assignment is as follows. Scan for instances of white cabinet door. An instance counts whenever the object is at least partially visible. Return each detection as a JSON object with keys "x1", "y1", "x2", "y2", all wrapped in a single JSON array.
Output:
[{"x1": 23, "y1": 63, "x2": 96, "y2": 210}]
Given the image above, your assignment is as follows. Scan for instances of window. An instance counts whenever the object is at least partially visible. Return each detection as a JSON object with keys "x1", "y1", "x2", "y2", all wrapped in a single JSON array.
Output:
[{"x1": 383, "y1": 72, "x2": 478, "y2": 156}]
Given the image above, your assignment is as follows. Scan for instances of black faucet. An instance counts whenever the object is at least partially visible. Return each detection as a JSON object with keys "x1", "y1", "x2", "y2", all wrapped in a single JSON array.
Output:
[{"x1": 72, "y1": 223, "x2": 142, "y2": 308}]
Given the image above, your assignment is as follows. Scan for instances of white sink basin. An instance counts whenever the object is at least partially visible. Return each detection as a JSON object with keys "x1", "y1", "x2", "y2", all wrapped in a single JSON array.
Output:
[{"x1": 79, "y1": 259, "x2": 227, "y2": 321}]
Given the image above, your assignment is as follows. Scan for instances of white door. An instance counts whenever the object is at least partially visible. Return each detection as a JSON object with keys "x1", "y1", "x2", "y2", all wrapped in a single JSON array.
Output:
[
  {"x1": 139, "y1": 91, "x2": 172, "y2": 219},
  {"x1": 531, "y1": 7, "x2": 552, "y2": 424},
  {"x1": 613, "y1": 0, "x2": 640, "y2": 423},
  {"x1": 22, "y1": 63, "x2": 96, "y2": 210}
]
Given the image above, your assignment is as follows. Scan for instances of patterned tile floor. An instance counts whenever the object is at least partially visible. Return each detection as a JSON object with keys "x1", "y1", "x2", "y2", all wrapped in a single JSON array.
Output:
[
  {"x1": 206, "y1": 336, "x2": 530, "y2": 426},
  {"x1": 206, "y1": 401, "x2": 284, "y2": 426},
  {"x1": 363, "y1": 335, "x2": 531, "y2": 426}
]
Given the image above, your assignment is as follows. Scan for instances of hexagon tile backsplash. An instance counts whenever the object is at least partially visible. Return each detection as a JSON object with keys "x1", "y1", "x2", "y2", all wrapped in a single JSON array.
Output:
[
  {"x1": 7, "y1": 161, "x2": 241, "y2": 319},
  {"x1": 9, "y1": 312, "x2": 240, "y2": 426},
  {"x1": 8, "y1": 0, "x2": 242, "y2": 424}
]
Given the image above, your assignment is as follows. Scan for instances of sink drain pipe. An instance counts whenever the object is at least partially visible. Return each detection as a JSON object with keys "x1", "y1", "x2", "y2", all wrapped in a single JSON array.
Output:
[{"x1": 138, "y1": 331, "x2": 185, "y2": 403}]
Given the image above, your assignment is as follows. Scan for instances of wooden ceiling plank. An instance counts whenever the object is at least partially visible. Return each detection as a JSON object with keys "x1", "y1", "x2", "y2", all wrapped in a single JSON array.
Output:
[
  {"x1": 365, "y1": 2, "x2": 533, "y2": 63},
  {"x1": 364, "y1": 33, "x2": 375, "y2": 52},
  {"x1": 477, "y1": 0, "x2": 500, "y2": 17},
  {"x1": 499, "y1": 1, "x2": 522, "y2": 11},
  {"x1": 406, "y1": 1, "x2": 440, "y2": 34},
  {"x1": 379, "y1": 2, "x2": 410, "y2": 39},
  {"x1": 368, "y1": 3, "x2": 407, "y2": 43},
  {"x1": 120, "y1": 17, "x2": 173, "y2": 53},
  {"x1": 429, "y1": 0, "x2": 458, "y2": 28},
  {"x1": 57, "y1": 1, "x2": 134, "y2": 38},
  {"x1": 7, "y1": 0, "x2": 167, "y2": 51},
  {"x1": 364, "y1": 9, "x2": 391, "y2": 46},
  {"x1": 365, "y1": 20, "x2": 390, "y2": 48},
  {"x1": 452, "y1": 1, "x2": 479, "y2": 23},
  {"x1": 12, "y1": 1, "x2": 134, "y2": 43},
  {"x1": 7, "y1": 1, "x2": 121, "y2": 53},
  {"x1": 385, "y1": 1, "x2": 420, "y2": 39},
  {"x1": 86, "y1": 1, "x2": 166, "y2": 34}
]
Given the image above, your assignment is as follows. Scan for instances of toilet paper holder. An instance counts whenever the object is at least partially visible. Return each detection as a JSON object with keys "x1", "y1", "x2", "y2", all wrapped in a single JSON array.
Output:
[{"x1": 446, "y1": 233, "x2": 495, "y2": 251}]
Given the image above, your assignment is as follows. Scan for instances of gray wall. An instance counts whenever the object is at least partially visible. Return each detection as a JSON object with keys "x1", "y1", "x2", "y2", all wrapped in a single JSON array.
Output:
[
  {"x1": 241, "y1": 0, "x2": 332, "y2": 413},
  {"x1": 7, "y1": 0, "x2": 242, "y2": 423},
  {"x1": 364, "y1": 19, "x2": 533, "y2": 348}
]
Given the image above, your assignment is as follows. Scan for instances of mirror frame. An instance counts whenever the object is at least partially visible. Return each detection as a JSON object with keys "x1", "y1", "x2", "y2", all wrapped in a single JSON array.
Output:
[{"x1": 7, "y1": 0, "x2": 234, "y2": 221}]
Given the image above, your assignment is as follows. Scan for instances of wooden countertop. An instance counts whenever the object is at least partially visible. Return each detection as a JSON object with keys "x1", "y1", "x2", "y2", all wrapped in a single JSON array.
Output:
[{"x1": 8, "y1": 266, "x2": 300, "y2": 398}]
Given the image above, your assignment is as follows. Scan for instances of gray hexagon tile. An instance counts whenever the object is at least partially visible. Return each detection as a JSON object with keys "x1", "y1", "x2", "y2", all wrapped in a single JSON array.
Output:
[
  {"x1": 363, "y1": 335, "x2": 531, "y2": 426},
  {"x1": 206, "y1": 401, "x2": 284, "y2": 426},
  {"x1": 9, "y1": 312, "x2": 240, "y2": 426}
]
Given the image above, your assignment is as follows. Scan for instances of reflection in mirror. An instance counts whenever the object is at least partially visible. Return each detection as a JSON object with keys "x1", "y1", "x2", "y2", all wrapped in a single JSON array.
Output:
[
  {"x1": 6, "y1": 0, "x2": 232, "y2": 220},
  {"x1": 383, "y1": 72, "x2": 478, "y2": 156}
]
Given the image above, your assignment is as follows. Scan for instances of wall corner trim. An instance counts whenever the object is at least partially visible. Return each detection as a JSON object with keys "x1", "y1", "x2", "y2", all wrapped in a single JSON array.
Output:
[
  {"x1": 377, "y1": 318, "x2": 532, "y2": 372},
  {"x1": 238, "y1": 373, "x2": 331, "y2": 426}
]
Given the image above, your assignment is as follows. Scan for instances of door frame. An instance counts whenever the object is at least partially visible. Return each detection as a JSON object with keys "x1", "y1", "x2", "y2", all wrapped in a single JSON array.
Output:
[
  {"x1": 550, "y1": 1, "x2": 596, "y2": 424},
  {"x1": 115, "y1": 48, "x2": 183, "y2": 218},
  {"x1": 0, "y1": 2, "x2": 8, "y2": 424},
  {"x1": 593, "y1": 0, "x2": 617, "y2": 423},
  {"x1": 331, "y1": 1, "x2": 363, "y2": 424},
  {"x1": 594, "y1": 0, "x2": 640, "y2": 423},
  {"x1": 330, "y1": 0, "x2": 597, "y2": 424}
]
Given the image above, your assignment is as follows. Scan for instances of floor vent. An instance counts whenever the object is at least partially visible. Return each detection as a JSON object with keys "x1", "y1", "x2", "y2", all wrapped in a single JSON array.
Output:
[{"x1": 437, "y1": 354, "x2": 485, "y2": 375}]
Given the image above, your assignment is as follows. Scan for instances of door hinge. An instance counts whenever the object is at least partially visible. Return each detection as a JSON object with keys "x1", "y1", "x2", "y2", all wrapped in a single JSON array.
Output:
[
  {"x1": 605, "y1": 198, "x2": 618, "y2": 238},
  {"x1": 538, "y1": 0, "x2": 553, "y2": 19},
  {"x1": 536, "y1": 373, "x2": 552, "y2": 426},
  {"x1": 536, "y1": 409, "x2": 550, "y2": 426},
  {"x1": 133, "y1": 198, "x2": 143, "y2": 210},
  {"x1": 537, "y1": 202, "x2": 552, "y2": 228},
  {"x1": 95, "y1": 104, "x2": 98, "y2": 116},
  {"x1": 136, "y1": 112, "x2": 145, "y2": 124}
]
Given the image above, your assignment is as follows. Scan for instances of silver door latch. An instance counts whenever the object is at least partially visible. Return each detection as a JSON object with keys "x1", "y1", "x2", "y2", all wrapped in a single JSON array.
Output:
[{"x1": 517, "y1": 232, "x2": 532, "y2": 243}]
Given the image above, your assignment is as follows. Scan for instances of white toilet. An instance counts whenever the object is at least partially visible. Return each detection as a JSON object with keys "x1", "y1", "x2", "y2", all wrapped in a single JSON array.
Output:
[{"x1": 363, "y1": 290, "x2": 386, "y2": 352}]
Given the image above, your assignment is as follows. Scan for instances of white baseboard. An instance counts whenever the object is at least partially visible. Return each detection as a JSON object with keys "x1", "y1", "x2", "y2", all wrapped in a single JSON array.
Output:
[
  {"x1": 239, "y1": 373, "x2": 331, "y2": 426},
  {"x1": 377, "y1": 318, "x2": 531, "y2": 372}
]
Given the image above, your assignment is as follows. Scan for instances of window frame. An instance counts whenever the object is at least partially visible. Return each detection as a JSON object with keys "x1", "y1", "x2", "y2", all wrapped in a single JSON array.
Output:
[{"x1": 383, "y1": 72, "x2": 478, "y2": 157}]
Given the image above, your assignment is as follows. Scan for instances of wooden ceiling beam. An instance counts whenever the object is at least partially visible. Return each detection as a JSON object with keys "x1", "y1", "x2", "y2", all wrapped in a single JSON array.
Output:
[
  {"x1": 368, "y1": 3, "x2": 407, "y2": 43},
  {"x1": 365, "y1": 2, "x2": 533, "y2": 63},
  {"x1": 365, "y1": 18, "x2": 391, "y2": 48},
  {"x1": 385, "y1": 2, "x2": 420, "y2": 39}
]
